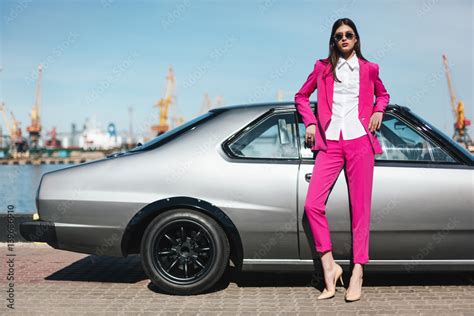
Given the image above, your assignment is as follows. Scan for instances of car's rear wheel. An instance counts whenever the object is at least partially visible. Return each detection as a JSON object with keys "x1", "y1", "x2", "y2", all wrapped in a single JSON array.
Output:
[{"x1": 140, "y1": 209, "x2": 230, "y2": 295}]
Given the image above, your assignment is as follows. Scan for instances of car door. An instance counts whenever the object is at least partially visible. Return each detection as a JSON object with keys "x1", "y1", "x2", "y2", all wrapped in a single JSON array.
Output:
[
  {"x1": 221, "y1": 109, "x2": 300, "y2": 261},
  {"x1": 297, "y1": 110, "x2": 473, "y2": 263},
  {"x1": 368, "y1": 112, "x2": 472, "y2": 263}
]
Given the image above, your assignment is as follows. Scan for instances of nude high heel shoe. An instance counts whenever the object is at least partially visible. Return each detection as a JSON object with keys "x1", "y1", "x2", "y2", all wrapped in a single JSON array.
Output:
[
  {"x1": 317, "y1": 263, "x2": 344, "y2": 300},
  {"x1": 344, "y1": 274, "x2": 363, "y2": 302}
]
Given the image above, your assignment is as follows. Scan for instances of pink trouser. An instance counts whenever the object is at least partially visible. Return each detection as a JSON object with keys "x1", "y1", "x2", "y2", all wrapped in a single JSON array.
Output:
[{"x1": 305, "y1": 130, "x2": 375, "y2": 264}]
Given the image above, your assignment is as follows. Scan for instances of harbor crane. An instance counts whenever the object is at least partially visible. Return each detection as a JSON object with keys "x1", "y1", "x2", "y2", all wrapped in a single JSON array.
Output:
[
  {"x1": 0, "y1": 102, "x2": 29, "y2": 157},
  {"x1": 199, "y1": 93, "x2": 224, "y2": 115},
  {"x1": 26, "y1": 64, "x2": 43, "y2": 149},
  {"x1": 442, "y1": 54, "x2": 473, "y2": 151},
  {"x1": 151, "y1": 65, "x2": 176, "y2": 136}
]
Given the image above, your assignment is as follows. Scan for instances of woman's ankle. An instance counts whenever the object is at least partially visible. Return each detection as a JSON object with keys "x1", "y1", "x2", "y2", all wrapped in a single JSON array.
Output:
[{"x1": 320, "y1": 251, "x2": 336, "y2": 270}]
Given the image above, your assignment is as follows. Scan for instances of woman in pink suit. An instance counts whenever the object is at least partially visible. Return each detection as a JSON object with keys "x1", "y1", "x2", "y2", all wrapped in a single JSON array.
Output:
[{"x1": 294, "y1": 18, "x2": 390, "y2": 302}]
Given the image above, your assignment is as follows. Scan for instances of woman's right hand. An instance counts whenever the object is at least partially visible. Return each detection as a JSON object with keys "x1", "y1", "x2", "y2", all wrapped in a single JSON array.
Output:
[{"x1": 305, "y1": 124, "x2": 316, "y2": 147}]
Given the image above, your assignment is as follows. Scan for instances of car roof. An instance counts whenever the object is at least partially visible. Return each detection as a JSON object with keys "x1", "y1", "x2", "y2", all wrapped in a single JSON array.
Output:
[{"x1": 209, "y1": 101, "x2": 410, "y2": 113}]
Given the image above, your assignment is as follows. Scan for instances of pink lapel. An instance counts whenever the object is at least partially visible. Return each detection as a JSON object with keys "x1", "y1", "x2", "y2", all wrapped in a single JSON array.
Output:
[{"x1": 324, "y1": 57, "x2": 368, "y2": 116}]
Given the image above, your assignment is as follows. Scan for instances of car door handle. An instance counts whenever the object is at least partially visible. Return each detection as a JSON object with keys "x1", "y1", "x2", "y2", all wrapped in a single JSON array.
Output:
[{"x1": 305, "y1": 173, "x2": 312, "y2": 182}]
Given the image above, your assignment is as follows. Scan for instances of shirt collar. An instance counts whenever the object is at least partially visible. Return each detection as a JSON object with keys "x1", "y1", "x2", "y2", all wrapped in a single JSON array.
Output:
[{"x1": 337, "y1": 54, "x2": 359, "y2": 71}]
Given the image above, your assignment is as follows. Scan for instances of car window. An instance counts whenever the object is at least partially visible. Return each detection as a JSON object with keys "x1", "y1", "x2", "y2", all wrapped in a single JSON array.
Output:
[
  {"x1": 128, "y1": 111, "x2": 217, "y2": 152},
  {"x1": 376, "y1": 114, "x2": 456, "y2": 162},
  {"x1": 227, "y1": 112, "x2": 299, "y2": 159},
  {"x1": 408, "y1": 109, "x2": 474, "y2": 159},
  {"x1": 296, "y1": 111, "x2": 456, "y2": 162}
]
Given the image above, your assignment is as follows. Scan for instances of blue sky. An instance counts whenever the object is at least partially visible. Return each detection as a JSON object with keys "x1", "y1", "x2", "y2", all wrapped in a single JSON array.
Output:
[{"x1": 1, "y1": 0, "x2": 472, "y2": 139}]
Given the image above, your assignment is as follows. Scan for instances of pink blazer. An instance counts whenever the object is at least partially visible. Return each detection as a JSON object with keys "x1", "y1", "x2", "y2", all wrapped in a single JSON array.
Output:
[{"x1": 295, "y1": 57, "x2": 390, "y2": 155}]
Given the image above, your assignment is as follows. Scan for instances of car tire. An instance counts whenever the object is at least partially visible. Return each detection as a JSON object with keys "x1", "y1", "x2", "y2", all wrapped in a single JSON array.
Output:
[{"x1": 140, "y1": 208, "x2": 230, "y2": 295}]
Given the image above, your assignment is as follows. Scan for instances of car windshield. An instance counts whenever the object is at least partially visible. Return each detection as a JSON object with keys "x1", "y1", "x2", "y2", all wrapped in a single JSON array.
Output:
[
  {"x1": 409, "y1": 110, "x2": 473, "y2": 159},
  {"x1": 128, "y1": 111, "x2": 218, "y2": 152}
]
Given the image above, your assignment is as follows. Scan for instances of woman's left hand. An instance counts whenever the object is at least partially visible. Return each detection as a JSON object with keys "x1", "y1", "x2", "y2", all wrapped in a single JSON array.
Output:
[{"x1": 369, "y1": 112, "x2": 383, "y2": 132}]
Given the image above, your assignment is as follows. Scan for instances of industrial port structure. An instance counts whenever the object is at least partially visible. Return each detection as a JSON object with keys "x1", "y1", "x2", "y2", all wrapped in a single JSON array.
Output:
[
  {"x1": 0, "y1": 56, "x2": 473, "y2": 165},
  {"x1": 0, "y1": 64, "x2": 227, "y2": 164}
]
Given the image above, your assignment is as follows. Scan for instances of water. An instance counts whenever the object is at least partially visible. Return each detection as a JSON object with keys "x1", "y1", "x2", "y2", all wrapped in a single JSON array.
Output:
[{"x1": 1, "y1": 164, "x2": 74, "y2": 214}]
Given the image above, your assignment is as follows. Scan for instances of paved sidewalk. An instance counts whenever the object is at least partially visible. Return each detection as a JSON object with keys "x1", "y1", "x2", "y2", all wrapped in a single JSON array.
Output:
[{"x1": 1, "y1": 243, "x2": 473, "y2": 315}]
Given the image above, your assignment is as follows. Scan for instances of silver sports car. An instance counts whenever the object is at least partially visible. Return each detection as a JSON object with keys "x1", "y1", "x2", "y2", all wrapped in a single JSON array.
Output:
[{"x1": 20, "y1": 101, "x2": 474, "y2": 295}]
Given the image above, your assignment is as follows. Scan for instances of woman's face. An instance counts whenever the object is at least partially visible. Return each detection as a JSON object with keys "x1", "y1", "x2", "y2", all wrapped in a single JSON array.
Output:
[{"x1": 333, "y1": 24, "x2": 357, "y2": 55}]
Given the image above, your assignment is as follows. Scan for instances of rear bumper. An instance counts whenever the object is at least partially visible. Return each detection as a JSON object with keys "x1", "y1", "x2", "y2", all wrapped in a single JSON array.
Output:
[{"x1": 19, "y1": 220, "x2": 58, "y2": 248}]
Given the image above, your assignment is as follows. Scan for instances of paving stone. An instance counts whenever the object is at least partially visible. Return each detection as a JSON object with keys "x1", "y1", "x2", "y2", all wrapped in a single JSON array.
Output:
[{"x1": 1, "y1": 243, "x2": 473, "y2": 314}]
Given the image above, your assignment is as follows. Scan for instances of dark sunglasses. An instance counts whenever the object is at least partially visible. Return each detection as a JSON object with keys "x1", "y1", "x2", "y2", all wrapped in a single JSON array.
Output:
[{"x1": 333, "y1": 31, "x2": 355, "y2": 42}]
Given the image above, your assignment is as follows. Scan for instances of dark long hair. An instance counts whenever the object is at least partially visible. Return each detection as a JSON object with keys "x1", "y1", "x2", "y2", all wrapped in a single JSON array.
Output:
[{"x1": 326, "y1": 18, "x2": 367, "y2": 83}]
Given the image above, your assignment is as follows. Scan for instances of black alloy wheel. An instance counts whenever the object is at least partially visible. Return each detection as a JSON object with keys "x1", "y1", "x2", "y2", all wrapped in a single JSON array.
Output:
[{"x1": 140, "y1": 209, "x2": 230, "y2": 295}]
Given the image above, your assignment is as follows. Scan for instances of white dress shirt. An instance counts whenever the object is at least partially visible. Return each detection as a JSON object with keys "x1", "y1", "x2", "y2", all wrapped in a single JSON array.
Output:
[{"x1": 325, "y1": 54, "x2": 367, "y2": 140}]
